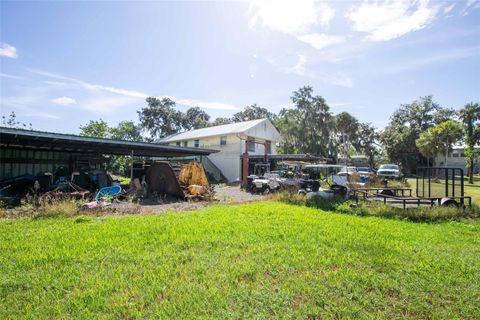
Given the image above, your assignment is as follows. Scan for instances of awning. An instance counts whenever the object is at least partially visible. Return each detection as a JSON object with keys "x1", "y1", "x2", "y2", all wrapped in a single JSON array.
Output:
[{"x1": 0, "y1": 127, "x2": 218, "y2": 157}]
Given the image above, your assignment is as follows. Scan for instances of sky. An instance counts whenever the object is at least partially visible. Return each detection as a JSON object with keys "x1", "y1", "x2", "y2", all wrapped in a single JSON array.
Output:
[{"x1": 1, "y1": 0, "x2": 479, "y2": 134}]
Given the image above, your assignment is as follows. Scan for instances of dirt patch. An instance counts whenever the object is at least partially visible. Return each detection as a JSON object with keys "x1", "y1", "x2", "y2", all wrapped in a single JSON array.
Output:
[{"x1": 138, "y1": 185, "x2": 266, "y2": 214}]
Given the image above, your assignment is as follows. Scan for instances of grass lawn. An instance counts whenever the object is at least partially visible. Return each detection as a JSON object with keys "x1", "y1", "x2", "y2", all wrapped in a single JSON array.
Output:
[
  {"x1": 1, "y1": 202, "x2": 479, "y2": 319},
  {"x1": 407, "y1": 178, "x2": 480, "y2": 203}
]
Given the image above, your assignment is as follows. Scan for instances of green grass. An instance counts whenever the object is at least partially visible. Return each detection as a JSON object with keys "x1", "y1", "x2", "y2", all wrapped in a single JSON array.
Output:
[
  {"x1": 1, "y1": 202, "x2": 479, "y2": 319},
  {"x1": 408, "y1": 178, "x2": 480, "y2": 203}
]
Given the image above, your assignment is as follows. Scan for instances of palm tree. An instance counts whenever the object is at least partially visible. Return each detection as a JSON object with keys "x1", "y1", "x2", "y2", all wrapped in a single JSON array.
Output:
[{"x1": 458, "y1": 103, "x2": 480, "y2": 184}]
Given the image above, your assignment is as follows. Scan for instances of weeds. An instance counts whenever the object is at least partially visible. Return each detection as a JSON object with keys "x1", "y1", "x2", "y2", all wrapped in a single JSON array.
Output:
[
  {"x1": 273, "y1": 191, "x2": 480, "y2": 222},
  {"x1": 0, "y1": 198, "x2": 142, "y2": 219}
]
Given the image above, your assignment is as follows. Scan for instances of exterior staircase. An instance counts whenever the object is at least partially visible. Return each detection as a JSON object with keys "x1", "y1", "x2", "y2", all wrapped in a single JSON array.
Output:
[{"x1": 201, "y1": 156, "x2": 227, "y2": 183}]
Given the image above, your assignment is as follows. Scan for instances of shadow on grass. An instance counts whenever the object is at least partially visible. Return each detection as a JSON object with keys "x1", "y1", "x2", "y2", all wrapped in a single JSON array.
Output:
[{"x1": 272, "y1": 192, "x2": 480, "y2": 223}]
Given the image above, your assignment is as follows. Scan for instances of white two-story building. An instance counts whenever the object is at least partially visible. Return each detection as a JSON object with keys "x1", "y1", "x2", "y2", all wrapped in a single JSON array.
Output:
[
  {"x1": 160, "y1": 118, "x2": 281, "y2": 182},
  {"x1": 434, "y1": 144, "x2": 480, "y2": 173}
]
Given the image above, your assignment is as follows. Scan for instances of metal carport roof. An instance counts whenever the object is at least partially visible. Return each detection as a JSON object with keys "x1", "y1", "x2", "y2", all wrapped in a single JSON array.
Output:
[{"x1": 0, "y1": 127, "x2": 218, "y2": 157}]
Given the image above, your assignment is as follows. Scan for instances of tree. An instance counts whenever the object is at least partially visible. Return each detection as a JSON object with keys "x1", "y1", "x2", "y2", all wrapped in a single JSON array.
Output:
[
  {"x1": 458, "y1": 102, "x2": 480, "y2": 183},
  {"x1": 357, "y1": 123, "x2": 379, "y2": 168},
  {"x1": 232, "y1": 104, "x2": 277, "y2": 123},
  {"x1": 416, "y1": 129, "x2": 440, "y2": 169},
  {"x1": 211, "y1": 117, "x2": 232, "y2": 126},
  {"x1": 415, "y1": 120, "x2": 462, "y2": 170},
  {"x1": 275, "y1": 108, "x2": 302, "y2": 154},
  {"x1": 183, "y1": 107, "x2": 210, "y2": 130},
  {"x1": 334, "y1": 112, "x2": 360, "y2": 164},
  {"x1": 110, "y1": 121, "x2": 143, "y2": 141},
  {"x1": 274, "y1": 86, "x2": 335, "y2": 157},
  {"x1": 2, "y1": 111, "x2": 33, "y2": 130},
  {"x1": 137, "y1": 97, "x2": 184, "y2": 139},
  {"x1": 381, "y1": 95, "x2": 452, "y2": 173},
  {"x1": 79, "y1": 119, "x2": 110, "y2": 138}
]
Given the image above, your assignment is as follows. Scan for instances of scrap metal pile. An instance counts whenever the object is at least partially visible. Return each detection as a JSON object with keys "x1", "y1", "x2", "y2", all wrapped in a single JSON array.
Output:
[
  {"x1": 0, "y1": 161, "x2": 215, "y2": 208},
  {"x1": 0, "y1": 167, "x2": 114, "y2": 206},
  {"x1": 127, "y1": 161, "x2": 215, "y2": 201}
]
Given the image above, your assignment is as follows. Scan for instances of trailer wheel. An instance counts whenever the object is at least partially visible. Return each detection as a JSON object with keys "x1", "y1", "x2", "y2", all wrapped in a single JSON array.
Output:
[
  {"x1": 298, "y1": 190, "x2": 307, "y2": 196},
  {"x1": 440, "y1": 197, "x2": 458, "y2": 207},
  {"x1": 379, "y1": 189, "x2": 394, "y2": 196}
]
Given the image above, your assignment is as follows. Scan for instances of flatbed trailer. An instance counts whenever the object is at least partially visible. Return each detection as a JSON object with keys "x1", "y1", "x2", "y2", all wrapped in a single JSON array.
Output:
[{"x1": 351, "y1": 167, "x2": 472, "y2": 209}]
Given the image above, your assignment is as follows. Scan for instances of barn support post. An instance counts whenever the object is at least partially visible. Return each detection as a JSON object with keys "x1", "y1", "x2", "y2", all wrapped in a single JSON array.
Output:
[
  {"x1": 242, "y1": 140, "x2": 249, "y2": 186},
  {"x1": 130, "y1": 150, "x2": 134, "y2": 179}
]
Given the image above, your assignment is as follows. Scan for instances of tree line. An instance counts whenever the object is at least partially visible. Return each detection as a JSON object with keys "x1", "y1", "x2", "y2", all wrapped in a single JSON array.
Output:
[
  {"x1": 67, "y1": 86, "x2": 480, "y2": 179},
  {"x1": 3, "y1": 85, "x2": 478, "y2": 179}
]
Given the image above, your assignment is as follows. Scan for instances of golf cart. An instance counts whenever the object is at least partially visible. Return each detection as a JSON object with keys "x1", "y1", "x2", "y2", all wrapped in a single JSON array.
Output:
[
  {"x1": 247, "y1": 164, "x2": 281, "y2": 194},
  {"x1": 298, "y1": 164, "x2": 349, "y2": 199}
]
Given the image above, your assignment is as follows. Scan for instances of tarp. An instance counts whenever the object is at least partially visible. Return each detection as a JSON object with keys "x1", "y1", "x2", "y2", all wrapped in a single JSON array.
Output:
[
  {"x1": 178, "y1": 162, "x2": 209, "y2": 188},
  {"x1": 145, "y1": 162, "x2": 185, "y2": 199}
]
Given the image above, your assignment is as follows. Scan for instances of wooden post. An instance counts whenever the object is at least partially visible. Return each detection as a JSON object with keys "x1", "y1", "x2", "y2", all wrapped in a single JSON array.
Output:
[
  {"x1": 242, "y1": 140, "x2": 249, "y2": 186},
  {"x1": 130, "y1": 150, "x2": 134, "y2": 179}
]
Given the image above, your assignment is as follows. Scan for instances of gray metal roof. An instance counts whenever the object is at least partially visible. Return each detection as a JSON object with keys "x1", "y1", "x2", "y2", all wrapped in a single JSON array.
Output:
[
  {"x1": 0, "y1": 127, "x2": 218, "y2": 157},
  {"x1": 160, "y1": 118, "x2": 268, "y2": 142}
]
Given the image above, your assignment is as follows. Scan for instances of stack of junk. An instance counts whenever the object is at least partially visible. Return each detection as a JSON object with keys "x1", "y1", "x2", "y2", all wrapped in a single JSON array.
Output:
[
  {"x1": 129, "y1": 161, "x2": 214, "y2": 201},
  {"x1": 0, "y1": 161, "x2": 214, "y2": 207},
  {"x1": 0, "y1": 166, "x2": 113, "y2": 206}
]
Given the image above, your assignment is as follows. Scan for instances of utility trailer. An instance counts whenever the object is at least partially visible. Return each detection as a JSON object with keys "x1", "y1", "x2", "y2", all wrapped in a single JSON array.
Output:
[{"x1": 351, "y1": 167, "x2": 472, "y2": 209}]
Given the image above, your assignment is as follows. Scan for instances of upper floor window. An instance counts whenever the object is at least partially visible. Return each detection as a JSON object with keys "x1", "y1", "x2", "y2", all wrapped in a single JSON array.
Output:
[
  {"x1": 220, "y1": 136, "x2": 227, "y2": 146},
  {"x1": 247, "y1": 138, "x2": 255, "y2": 152},
  {"x1": 266, "y1": 140, "x2": 271, "y2": 154},
  {"x1": 194, "y1": 139, "x2": 200, "y2": 148}
]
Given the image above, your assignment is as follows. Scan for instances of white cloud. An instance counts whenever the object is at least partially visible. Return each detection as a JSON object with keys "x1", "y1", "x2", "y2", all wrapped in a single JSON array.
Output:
[
  {"x1": 281, "y1": 55, "x2": 353, "y2": 87},
  {"x1": 25, "y1": 69, "x2": 240, "y2": 114},
  {"x1": 0, "y1": 72, "x2": 24, "y2": 80},
  {"x1": 28, "y1": 69, "x2": 148, "y2": 99},
  {"x1": 297, "y1": 33, "x2": 345, "y2": 50},
  {"x1": 461, "y1": 0, "x2": 480, "y2": 15},
  {"x1": 0, "y1": 43, "x2": 18, "y2": 58},
  {"x1": 385, "y1": 46, "x2": 480, "y2": 73},
  {"x1": 346, "y1": 0, "x2": 440, "y2": 41},
  {"x1": 322, "y1": 72, "x2": 353, "y2": 88},
  {"x1": 330, "y1": 102, "x2": 352, "y2": 107},
  {"x1": 249, "y1": 0, "x2": 334, "y2": 35},
  {"x1": 283, "y1": 55, "x2": 308, "y2": 76},
  {"x1": 443, "y1": 3, "x2": 455, "y2": 14},
  {"x1": 176, "y1": 98, "x2": 239, "y2": 110},
  {"x1": 51, "y1": 96, "x2": 76, "y2": 106}
]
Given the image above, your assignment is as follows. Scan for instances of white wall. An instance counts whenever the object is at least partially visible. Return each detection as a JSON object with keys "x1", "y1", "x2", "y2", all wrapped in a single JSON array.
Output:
[
  {"x1": 167, "y1": 120, "x2": 281, "y2": 182},
  {"x1": 434, "y1": 148, "x2": 480, "y2": 173}
]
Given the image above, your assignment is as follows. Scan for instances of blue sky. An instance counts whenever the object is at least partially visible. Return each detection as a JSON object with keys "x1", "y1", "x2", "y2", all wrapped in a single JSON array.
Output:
[{"x1": 1, "y1": 0, "x2": 479, "y2": 133}]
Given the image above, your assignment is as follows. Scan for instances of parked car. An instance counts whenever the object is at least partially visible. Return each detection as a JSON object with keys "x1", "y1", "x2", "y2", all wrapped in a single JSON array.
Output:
[
  {"x1": 337, "y1": 166, "x2": 358, "y2": 176},
  {"x1": 377, "y1": 164, "x2": 402, "y2": 180},
  {"x1": 356, "y1": 167, "x2": 376, "y2": 175}
]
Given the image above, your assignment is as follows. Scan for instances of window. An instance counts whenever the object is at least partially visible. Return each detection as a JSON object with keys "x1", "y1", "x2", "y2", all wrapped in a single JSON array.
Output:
[
  {"x1": 220, "y1": 136, "x2": 227, "y2": 146},
  {"x1": 452, "y1": 153, "x2": 459, "y2": 158},
  {"x1": 247, "y1": 138, "x2": 255, "y2": 152},
  {"x1": 176, "y1": 141, "x2": 181, "y2": 146},
  {"x1": 266, "y1": 140, "x2": 271, "y2": 154},
  {"x1": 194, "y1": 139, "x2": 200, "y2": 148},
  {"x1": 183, "y1": 141, "x2": 188, "y2": 147}
]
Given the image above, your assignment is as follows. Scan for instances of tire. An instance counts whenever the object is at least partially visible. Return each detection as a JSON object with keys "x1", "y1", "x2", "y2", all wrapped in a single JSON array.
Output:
[
  {"x1": 263, "y1": 186, "x2": 271, "y2": 195},
  {"x1": 379, "y1": 189, "x2": 394, "y2": 196},
  {"x1": 440, "y1": 198, "x2": 458, "y2": 207}
]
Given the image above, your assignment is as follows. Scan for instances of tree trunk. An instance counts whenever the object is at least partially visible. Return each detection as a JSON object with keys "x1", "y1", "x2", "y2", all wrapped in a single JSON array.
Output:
[{"x1": 469, "y1": 156, "x2": 474, "y2": 184}]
